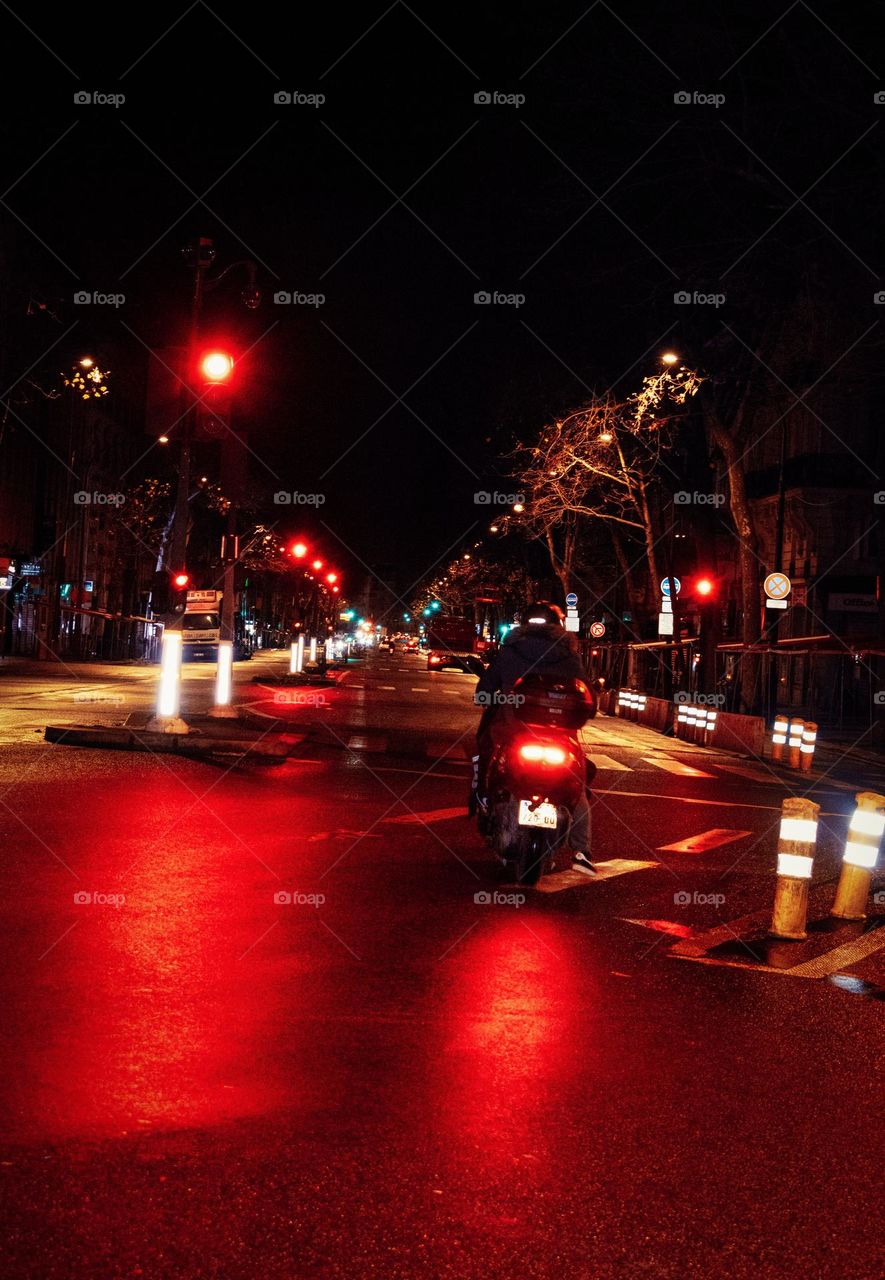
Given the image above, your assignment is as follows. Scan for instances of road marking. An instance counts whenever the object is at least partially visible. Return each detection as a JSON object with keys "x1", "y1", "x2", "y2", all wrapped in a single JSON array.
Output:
[
  {"x1": 382, "y1": 807, "x2": 466, "y2": 825},
  {"x1": 782, "y1": 922, "x2": 885, "y2": 977},
  {"x1": 536, "y1": 859, "x2": 658, "y2": 892},
  {"x1": 411, "y1": 687, "x2": 430, "y2": 693},
  {"x1": 621, "y1": 918, "x2": 694, "y2": 938},
  {"x1": 642, "y1": 756, "x2": 714, "y2": 778},
  {"x1": 379, "y1": 685, "x2": 397, "y2": 691},
  {"x1": 593, "y1": 787, "x2": 844, "y2": 816},
  {"x1": 712, "y1": 762, "x2": 779, "y2": 784},
  {"x1": 657, "y1": 828, "x2": 752, "y2": 854},
  {"x1": 346, "y1": 735, "x2": 388, "y2": 752},
  {"x1": 586, "y1": 753, "x2": 630, "y2": 772}
]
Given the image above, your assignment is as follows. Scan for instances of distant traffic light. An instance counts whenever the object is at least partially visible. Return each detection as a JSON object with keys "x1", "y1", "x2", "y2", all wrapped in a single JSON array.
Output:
[
  {"x1": 695, "y1": 576, "x2": 715, "y2": 597},
  {"x1": 173, "y1": 572, "x2": 189, "y2": 589}
]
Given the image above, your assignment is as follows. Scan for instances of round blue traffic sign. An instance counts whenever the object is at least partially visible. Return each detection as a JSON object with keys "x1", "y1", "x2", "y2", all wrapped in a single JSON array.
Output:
[
  {"x1": 565, "y1": 592, "x2": 578, "y2": 607},
  {"x1": 660, "y1": 577, "x2": 681, "y2": 597}
]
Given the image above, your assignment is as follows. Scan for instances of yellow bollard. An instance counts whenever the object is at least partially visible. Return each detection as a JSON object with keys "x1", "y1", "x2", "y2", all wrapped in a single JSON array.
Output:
[
  {"x1": 786, "y1": 717, "x2": 805, "y2": 770},
  {"x1": 831, "y1": 792, "x2": 885, "y2": 921},
  {"x1": 799, "y1": 721, "x2": 817, "y2": 774},
  {"x1": 770, "y1": 796, "x2": 820, "y2": 939},
  {"x1": 770, "y1": 716, "x2": 788, "y2": 762}
]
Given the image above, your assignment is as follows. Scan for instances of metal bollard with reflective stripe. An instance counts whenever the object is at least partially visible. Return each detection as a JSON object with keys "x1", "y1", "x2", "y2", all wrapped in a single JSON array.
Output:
[
  {"x1": 786, "y1": 717, "x2": 805, "y2": 769},
  {"x1": 770, "y1": 796, "x2": 820, "y2": 939},
  {"x1": 799, "y1": 721, "x2": 817, "y2": 774},
  {"x1": 703, "y1": 708, "x2": 718, "y2": 746},
  {"x1": 831, "y1": 792, "x2": 885, "y2": 921},
  {"x1": 770, "y1": 716, "x2": 788, "y2": 763}
]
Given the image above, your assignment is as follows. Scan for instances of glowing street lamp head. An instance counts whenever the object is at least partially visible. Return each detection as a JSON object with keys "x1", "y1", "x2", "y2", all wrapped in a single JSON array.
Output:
[
  {"x1": 290, "y1": 542, "x2": 308, "y2": 558},
  {"x1": 201, "y1": 351, "x2": 233, "y2": 381},
  {"x1": 326, "y1": 572, "x2": 338, "y2": 584},
  {"x1": 512, "y1": 502, "x2": 525, "y2": 513},
  {"x1": 312, "y1": 559, "x2": 323, "y2": 571},
  {"x1": 696, "y1": 577, "x2": 714, "y2": 597},
  {"x1": 661, "y1": 351, "x2": 679, "y2": 366}
]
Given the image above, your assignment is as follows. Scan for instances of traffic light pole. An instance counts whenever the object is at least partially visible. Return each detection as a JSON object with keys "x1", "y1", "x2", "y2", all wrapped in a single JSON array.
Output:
[{"x1": 168, "y1": 255, "x2": 205, "y2": 581}]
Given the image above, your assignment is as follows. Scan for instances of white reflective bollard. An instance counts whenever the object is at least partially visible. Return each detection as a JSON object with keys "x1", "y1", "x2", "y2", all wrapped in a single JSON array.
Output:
[
  {"x1": 148, "y1": 630, "x2": 189, "y2": 734},
  {"x1": 309, "y1": 637, "x2": 317, "y2": 666},
  {"x1": 209, "y1": 640, "x2": 238, "y2": 718}
]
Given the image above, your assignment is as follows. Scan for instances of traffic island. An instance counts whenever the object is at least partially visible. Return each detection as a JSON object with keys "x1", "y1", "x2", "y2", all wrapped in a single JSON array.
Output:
[
  {"x1": 251, "y1": 670, "x2": 340, "y2": 688},
  {"x1": 44, "y1": 715, "x2": 292, "y2": 760}
]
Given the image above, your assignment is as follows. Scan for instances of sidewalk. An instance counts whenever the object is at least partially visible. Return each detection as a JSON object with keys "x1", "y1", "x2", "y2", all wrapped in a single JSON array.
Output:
[{"x1": 587, "y1": 710, "x2": 885, "y2": 784}]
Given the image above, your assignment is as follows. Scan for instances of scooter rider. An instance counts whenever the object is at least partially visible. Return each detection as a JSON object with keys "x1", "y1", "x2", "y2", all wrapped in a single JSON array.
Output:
[{"x1": 473, "y1": 601, "x2": 597, "y2": 876}]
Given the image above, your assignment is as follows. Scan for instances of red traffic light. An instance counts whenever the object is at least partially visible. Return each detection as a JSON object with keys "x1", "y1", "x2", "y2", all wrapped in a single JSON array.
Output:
[
  {"x1": 173, "y1": 572, "x2": 189, "y2": 588},
  {"x1": 200, "y1": 351, "x2": 233, "y2": 382},
  {"x1": 695, "y1": 576, "x2": 715, "y2": 597}
]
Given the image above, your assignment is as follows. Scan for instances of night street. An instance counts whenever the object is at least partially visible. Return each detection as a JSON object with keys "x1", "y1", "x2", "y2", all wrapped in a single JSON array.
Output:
[
  {"x1": 2, "y1": 2, "x2": 885, "y2": 1275},
  {"x1": 1, "y1": 649, "x2": 883, "y2": 1277}
]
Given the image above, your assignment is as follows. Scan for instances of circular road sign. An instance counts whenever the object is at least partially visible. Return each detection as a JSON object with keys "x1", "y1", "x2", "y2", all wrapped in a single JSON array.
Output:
[
  {"x1": 763, "y1": 572, "x2": 791, "y2": 601},
  {"x1": 590, "y1": 621, "x2": 606, "y2": 638},
  {"x1": 660, "y1": 577, "x2": 681, "y2": 597},
  {"x1": 565, "y1": 592, "x2": 578, "y2": 607}
]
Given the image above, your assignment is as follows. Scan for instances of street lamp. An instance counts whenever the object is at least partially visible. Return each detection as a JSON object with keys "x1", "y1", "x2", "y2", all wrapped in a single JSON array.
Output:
[{"x1": 661, "y1": 351, "x2": 679, "y2": 365}]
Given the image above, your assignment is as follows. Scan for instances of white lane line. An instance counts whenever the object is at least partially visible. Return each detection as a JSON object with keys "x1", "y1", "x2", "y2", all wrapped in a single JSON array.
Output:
[
  {"x1": 642, "y1": 756, "x2": 714, "y2": 778},
  {"x1": 346, "y1": 735, "x2": 388, "y2": 752},
  {"x1": 784, "y1": 926, "x2": 885, "y2": 976},
  {"x1": 586, "y1": 753, "x2": 631, "y2": 772},
  {"x1": 536, "y1": 859, "x2": 658, "y2": 892},
  {"x1": 713, "y1": 762, "x2": 780, "y2": 784},
  {"x1": 411, "y1": 687, "x2": 430, "y2": 693},
  {"x1": 657, "y1": 828, "x2": 752, "y2": 854},
  {"x1": 592, "y1": 788, "x2": 844, "y2": 816},
  {"x1": 379, "y1": 685, "x2": 397, "y2": 691}
]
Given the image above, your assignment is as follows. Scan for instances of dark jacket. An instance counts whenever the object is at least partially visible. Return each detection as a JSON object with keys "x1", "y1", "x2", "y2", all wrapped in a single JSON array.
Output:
[{"x1": 475, "y1": 623, "x2": 586, "y2": 700}]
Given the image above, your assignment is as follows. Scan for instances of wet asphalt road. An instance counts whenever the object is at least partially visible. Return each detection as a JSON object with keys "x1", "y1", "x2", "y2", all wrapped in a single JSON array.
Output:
[{"x1": 0, "y1": 648, "x2": 883, "y2": 1278}]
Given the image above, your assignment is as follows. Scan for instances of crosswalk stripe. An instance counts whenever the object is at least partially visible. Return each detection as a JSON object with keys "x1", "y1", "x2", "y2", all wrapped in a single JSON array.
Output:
[
  {"x1": 536, "y1": 859, "x2": 657, "y2": 892},
  {"x1": 585, "y1": 753, "x2": 630, "y2": 772},
  {"x1": 642, "y1": 756, "x2": 714, "y2": 778},
  {"x1": 657, "y1": 828, "x2": 751, "y2": 853}
]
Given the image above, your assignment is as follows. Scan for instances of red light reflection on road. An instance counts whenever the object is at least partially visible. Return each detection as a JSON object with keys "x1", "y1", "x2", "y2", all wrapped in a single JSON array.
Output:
[{"x1": 434, "y1": 912, "x2": 581, "y2": 1158}]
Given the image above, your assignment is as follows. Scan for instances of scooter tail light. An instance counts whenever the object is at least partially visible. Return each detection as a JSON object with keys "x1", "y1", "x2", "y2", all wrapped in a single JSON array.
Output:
[{"x1": 518, "y1": 742, "x2": 568, "y2": 766}]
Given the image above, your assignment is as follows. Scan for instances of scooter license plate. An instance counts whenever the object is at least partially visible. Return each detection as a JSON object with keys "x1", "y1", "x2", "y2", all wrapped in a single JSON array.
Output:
[{"x1": 518, "y1": 800, "x2": 558, "y2": 829}]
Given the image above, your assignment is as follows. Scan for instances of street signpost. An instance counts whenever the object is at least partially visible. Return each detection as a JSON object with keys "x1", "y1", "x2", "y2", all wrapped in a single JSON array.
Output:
[
  {"x1": 764, "y1": 571, "x2": 791, "y2": 601},
  {"x1": 565, "y1": 592, "x2": 578, "y2": 608},
  {"x1": 660, "y1": 576, "x2": 681, "y2": 597},
  {"x1": 589, "y1": 621, "x2": 605, "y2": 638}
]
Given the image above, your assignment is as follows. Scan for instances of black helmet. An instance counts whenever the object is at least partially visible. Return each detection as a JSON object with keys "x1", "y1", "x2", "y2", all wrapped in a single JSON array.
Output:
[{"x1": 523, "y1": 600, "x2": 564, "y2": 627}]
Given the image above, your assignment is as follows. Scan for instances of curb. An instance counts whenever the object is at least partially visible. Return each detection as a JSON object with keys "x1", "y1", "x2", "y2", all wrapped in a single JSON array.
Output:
[{"x1": 44, "y1": 724, "x2": 290, "y2": 759}]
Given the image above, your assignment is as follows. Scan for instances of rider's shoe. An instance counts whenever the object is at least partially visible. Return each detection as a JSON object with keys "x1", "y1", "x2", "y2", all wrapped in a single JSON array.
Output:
[{"x1": 571, "y1": 851, "x2": 598, "y2": 876}]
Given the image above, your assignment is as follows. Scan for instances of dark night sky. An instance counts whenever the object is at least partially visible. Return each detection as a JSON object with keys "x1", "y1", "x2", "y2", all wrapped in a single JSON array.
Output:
[{"x1": 2, "y1": 1, "x2": 883, "y2": 584}]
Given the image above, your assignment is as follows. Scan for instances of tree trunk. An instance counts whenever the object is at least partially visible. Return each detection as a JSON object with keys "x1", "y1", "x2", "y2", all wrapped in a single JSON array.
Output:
[{"x1": 704, "y1": 402, "x2": 762, "y2": 713}]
